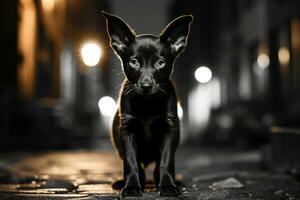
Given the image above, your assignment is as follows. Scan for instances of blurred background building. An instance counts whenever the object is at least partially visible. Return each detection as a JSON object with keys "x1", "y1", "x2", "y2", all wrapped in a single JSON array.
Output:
[
  {"x1": 170, "y1": 0, "x2": 300, "y2": 149},
  {"x1": 0, "y1": 0, "x2": 300, "y2": 154}
]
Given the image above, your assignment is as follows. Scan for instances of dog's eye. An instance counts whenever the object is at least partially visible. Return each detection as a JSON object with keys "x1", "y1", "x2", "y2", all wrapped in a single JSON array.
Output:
[
  {"x1": 155, "y1": 59, "x2": 166, "y2": 69},
  {"x1": 129, "y1": 58, "x2": 140, "y2": 69}
]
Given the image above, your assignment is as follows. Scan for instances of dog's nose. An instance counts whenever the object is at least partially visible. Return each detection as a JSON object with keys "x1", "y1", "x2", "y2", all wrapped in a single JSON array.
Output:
[
  {"x1": 139, "y1": 73, "x2": 155, "y2": 93},
  {"x1": 141, "y1": 82, "x2": 152, "y2": 91}
]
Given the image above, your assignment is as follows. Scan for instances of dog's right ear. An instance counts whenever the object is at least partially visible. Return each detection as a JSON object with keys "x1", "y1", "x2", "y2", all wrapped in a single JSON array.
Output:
[{"x1": 102, "y1": 11, "x2": 135, "y2": 55}]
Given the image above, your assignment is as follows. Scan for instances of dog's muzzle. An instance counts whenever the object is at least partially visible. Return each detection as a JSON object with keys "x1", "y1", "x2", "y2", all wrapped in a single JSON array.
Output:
[{"x1": 137, "y1": 77, "x2": 157, "y2": 94}]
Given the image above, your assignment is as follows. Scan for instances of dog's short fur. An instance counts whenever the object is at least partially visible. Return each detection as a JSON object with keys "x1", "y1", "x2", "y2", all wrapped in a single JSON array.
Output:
[{"x1": 102, "y1": 11, "x2": 192, "y2": 197}]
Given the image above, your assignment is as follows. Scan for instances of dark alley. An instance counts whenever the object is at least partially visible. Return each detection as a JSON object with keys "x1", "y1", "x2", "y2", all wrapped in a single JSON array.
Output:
[{"x1": 1, "y1": 0, "x2": 300, "y2": 199}]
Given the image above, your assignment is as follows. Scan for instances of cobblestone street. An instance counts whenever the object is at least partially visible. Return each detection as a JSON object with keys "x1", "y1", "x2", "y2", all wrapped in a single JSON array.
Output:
[{"x1": 0, "y1": 146, "x2": 300, "y2": 200}]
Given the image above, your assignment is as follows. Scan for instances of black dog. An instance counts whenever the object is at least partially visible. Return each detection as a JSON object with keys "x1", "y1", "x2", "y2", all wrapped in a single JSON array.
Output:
[{"x1": 103, "y1": 11, "x2": 192, "y2": 197}]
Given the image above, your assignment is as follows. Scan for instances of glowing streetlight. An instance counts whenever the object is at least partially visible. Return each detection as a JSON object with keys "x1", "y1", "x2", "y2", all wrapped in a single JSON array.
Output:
[
  {"x1": 195, "y1": 66, "x2": 212, "y2": 83},
  {"x1": 81, "y1": 42, "x2": 102, "y2": 67},
  {"x1": 278, "y1": 47, "x2": 290, "y2": 66},
  {"x1": 98, "y1": 96, "x2": 117, "y2": 117},
  {"x1": 257, "y1": 53, "x2": 269, "y2": 69},
  {"x1": 42, "y1": 0, "x2": 55, "y2": 11}
]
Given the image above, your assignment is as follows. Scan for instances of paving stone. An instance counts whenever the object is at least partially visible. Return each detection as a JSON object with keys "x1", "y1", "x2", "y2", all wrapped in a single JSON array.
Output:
[
  {"x1": 197, "y1": 190, "x2": 230, "y2": 200},
  {"x1": 77, "y1": 183, "x2": 114, "y2": 194},
  {"x1": 210, "y1": 177, "x2": 244, "y2": 189},
  {"x1": 40, "y1": 179, "x2": 76, "y2": 191},
  {"x1": 0, "y1": 193, "x2": 92, "y2": 200}
]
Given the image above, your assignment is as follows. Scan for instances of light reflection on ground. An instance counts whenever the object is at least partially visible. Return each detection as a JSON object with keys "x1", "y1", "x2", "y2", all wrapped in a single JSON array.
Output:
[{"x1": 0, "y1": 148, "x2": 300, "y2": 199}]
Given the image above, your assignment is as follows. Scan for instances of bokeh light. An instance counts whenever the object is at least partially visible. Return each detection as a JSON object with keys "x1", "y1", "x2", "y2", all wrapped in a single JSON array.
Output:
[
  {"x1": 98, "y1": 96, "x2": 117, "y2": 117},
  {"x1": 257, "y1": 53, "x2": 270, "y2": 69},
  {"x1": 177, "y1": 103, "x2": 183, "y2": 120},
  {"x1": 81, "y1": 42, "x2": 102, "y2": 67},
  {"x1": 41, "y1": 0, "x2": 55, "y2": 12},
  {"x1": 278, "y1": 47, "x2": 290, "y2": 66},
  {"x1": 195, "y1": 66, "x2": 212, "y2": 83}
]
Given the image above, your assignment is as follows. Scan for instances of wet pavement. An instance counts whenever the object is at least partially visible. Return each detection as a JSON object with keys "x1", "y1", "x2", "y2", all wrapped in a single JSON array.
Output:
[{"x1": 0, "y1": 146, "x2": 300, "y2": 200}]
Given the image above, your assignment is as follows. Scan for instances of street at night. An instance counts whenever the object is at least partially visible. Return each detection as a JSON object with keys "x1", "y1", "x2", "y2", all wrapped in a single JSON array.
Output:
[{"x1": 1, "y1": 0, "x2": 300, "y2": 199}]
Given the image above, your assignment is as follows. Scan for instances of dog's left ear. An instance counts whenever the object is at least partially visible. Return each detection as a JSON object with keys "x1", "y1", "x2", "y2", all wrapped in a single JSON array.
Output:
[{"x1": 160, "y1": 15, "x2": 193, "y2": 56}]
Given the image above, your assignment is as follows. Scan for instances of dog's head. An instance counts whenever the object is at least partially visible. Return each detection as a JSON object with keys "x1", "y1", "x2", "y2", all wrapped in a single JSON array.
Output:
[{"x1": 103, "y1": 11, "x2": 193, "y2": 95}]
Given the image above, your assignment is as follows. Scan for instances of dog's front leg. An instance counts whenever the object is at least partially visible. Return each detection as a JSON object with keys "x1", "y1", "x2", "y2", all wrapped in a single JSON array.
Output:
[
  {"x1": 155, "y1": 125, "x2": 180, "y2": 196},
  {"x1": 121, "y1": 133, "x2": 143, "y2": 197},
  {"x1": 156, "y1": 94, "x2": 181, "y2": 196},
  {"x1": 158, "y1": 131, "x2": 181, "y2": 196}
]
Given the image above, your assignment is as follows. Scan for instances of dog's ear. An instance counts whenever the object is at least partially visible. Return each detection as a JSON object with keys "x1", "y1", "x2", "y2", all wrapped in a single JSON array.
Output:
[
  {"x1": 160, "y1": 15, "x2": 193, "y2": 56},
  {"x1": 102, "y1": 11, "x2": 135, "y2": 55}
]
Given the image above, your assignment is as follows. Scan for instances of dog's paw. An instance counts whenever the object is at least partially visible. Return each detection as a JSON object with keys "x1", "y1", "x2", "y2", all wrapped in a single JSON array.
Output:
[
  {"x1": 159, "y1": 186, "x2": 181, "y2": 196},
  {"x1": 121, "y1": 187, "x2": 143, "y2": 197},
  {"x1": 112, "y1": 179, "x2": 125, "y2": 190}
]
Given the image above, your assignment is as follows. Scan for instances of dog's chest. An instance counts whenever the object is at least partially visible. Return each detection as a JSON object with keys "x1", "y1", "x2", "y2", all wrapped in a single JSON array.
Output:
[{"x1": 130, "y1": 96, "x2": 168, "y2": 119}]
